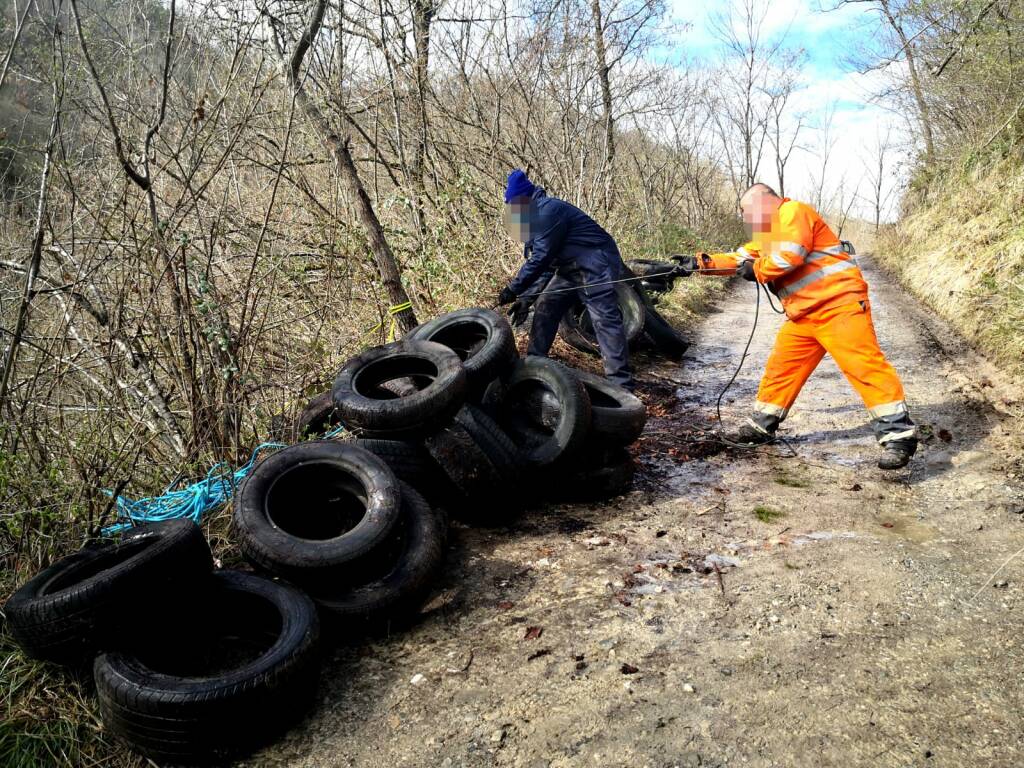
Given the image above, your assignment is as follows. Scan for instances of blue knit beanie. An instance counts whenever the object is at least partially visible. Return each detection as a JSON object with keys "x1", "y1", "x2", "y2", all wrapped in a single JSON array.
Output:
[{"x1": 504, "y1": 169, "x2": 536, "y2": 202}]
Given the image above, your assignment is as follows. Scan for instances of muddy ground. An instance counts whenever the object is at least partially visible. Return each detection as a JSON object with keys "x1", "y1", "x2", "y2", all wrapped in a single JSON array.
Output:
[{"x1": 251, "y1": 256, "x2": 1024, "y2": 768}]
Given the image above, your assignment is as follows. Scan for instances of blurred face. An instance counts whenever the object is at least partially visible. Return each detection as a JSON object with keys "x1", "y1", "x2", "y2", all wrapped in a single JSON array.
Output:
[
  {"x1": 740, "y1": 191, "x2": 780, "y2": 237},
  {"x1": 502, "y1": 196, "x2": 536, "y2": 243}
]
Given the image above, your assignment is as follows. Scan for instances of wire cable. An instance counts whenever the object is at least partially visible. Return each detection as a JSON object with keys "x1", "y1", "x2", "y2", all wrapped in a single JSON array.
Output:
[{"x1": 680, "y1": 280, "x2": 797, "y2": 456}]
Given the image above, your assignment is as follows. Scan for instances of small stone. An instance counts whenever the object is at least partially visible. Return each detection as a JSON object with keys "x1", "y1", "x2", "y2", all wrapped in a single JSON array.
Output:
[
  {"x1": 410, "y1": 673, "x2": 426, "y2": 686},
  {"x1": 994, "y1": 580, "x2": 1009, "y2": 589},
  {"x1": 768, "y1": 614, "x2": 780, "y2": 624},
  {"x1": 682, "y1": 683, "x2": 696, "y2": 693},
  {"x1": 440, "y1": 759, "x2": 453, "y2": 768},
  {"x1": 490, "y1": 728, "x2": 505, "y2": 743}
]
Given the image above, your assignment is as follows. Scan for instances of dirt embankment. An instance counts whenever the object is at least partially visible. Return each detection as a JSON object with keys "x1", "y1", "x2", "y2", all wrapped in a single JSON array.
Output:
[
  {"x1": 877, "y1": 160, "x2": 1024, "y2": 379},
  {"x1": 251, "y1": 255, "x2": 1024, "y2": 768}
]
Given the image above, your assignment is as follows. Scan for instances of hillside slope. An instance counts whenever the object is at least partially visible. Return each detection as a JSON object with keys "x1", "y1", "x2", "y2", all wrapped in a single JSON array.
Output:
[{"x1": 877, "y1": 160, "x2": 1024, "y2": 379}]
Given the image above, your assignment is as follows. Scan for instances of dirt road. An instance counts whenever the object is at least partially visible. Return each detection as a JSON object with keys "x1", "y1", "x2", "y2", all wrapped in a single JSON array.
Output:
[{"x1": 252, "y1": 256, "x2": 1024, "y2": 768}]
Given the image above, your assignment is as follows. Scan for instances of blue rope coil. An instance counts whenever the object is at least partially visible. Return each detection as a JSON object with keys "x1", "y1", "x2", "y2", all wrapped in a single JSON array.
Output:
[{"x1": 102, "y1": 425, "x2": 345, "y2": 536}]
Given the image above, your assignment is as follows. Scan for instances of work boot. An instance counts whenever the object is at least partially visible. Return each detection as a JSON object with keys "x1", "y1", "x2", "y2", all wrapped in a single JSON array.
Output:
[
  {"x1": 877, "y1": 439, "x2": 917, "y2": 470},
  {"x1": 728, "y1": 420, "x2": 776, "y2": 446}
]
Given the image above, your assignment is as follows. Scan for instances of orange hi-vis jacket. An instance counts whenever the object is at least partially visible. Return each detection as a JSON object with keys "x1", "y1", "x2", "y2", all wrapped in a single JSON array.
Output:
[{"x1": 699, "y1": 199, "x2": 868, "y2": 320}]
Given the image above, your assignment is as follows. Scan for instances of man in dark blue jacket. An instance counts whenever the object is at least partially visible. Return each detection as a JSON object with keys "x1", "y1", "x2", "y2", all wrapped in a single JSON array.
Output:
[{"x1": 497, "y1": 169, "x2": 634, "y2": 390}]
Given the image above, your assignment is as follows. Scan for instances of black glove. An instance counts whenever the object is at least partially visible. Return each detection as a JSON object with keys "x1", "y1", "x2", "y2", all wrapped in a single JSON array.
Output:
[
  {"x1": 497, "y1": 286, "x2": 517, "y2": 306},
  {"x1": 507, "y1": 299, "x2": 530, "y2": 327},
  {"x1": 736, "y1": 259, "x2": 756, "y2": 282},
  {"x1": 669, "y1": 254, "x2": 699, "y2": 277}
]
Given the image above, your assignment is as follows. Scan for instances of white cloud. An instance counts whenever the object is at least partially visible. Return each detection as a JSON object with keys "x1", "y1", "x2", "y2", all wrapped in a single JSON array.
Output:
[{"x1": 662, "y1": 0, "x2": 913, "y2": 222}]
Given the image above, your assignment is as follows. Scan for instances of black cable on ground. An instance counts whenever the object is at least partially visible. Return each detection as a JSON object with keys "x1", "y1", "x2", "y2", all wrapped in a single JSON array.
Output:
[{"x1": 680, "y1": 280, "x2": 797, "y2": 457}]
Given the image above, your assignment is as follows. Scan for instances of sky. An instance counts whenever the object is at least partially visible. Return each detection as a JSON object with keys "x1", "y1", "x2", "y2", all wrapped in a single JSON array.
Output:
[{"x1": 664, "y1": 0, "x2": 912, "y2": 223}]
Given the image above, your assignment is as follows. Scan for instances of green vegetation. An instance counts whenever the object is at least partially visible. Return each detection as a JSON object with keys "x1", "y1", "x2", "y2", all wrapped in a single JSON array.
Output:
[
  {"x1": 857, "y1": 1, "x2": 1024, "y2": 382},
  {"x1": 773, "y1": 474, "x2": 809, "y2": 489},
  {"x1": 878, "y1": 157, "x2": 1024, "y2": 378},
  {"x1": 753, "y1": 505, "x2": 785, "y2": 523}
]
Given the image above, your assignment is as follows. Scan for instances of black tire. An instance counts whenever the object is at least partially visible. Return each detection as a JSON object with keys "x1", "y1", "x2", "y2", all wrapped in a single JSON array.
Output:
[
  {"x1": 642, "y1": 304, "x2": 688, "y2": 359},
  {"x1": 548, "y1": 453, "x2": 636, "y2": 503},
  {"x1": 353, "y1": 438, "x2": 441, "y2": 493},
  {"x1": 331, "y1": 340, "x2": 466, "y2": 437},
  {"x1": 454, "y1": 404, "x2": 521, "y2": 483},
  {"x1": 573, "y1": 369, "x2": 647, "y2": 444},
  {"x1": 407, "y1": 308, "x2": 518, "y2": 398},
  {"x1": 625, "y1": 259, "x2": 675, "y2": 278},
  {"x1": 640, "y1": 277, "x2": 674, "y2": 295},
  {"x1": 234, "y1": 441, "x2": 401, "y2": 587},
  {"x1": 94, "y1": 570, "x2": 320, "y2": 765},
  {"x1": 558, "y1": 284, "x2": 645, "y2": 356},
  {"x1": 353, "y1": 438, "x2": 457, "y2": 519},
  {"x1": 313, "y1": 483, "x2": 445, "y2": 628},
  {"x1": 493, "y1": 357, "x2": 591, "y2": 469},
  {"x1": 423, "y1": 419, "x2": 511, "y2": 508},
  {"x1": 294, "y1": 391, "x2": 343, "y2": 439},
  {"x1": 4, "y1": 520, "x2": 212, "y2": 665}
]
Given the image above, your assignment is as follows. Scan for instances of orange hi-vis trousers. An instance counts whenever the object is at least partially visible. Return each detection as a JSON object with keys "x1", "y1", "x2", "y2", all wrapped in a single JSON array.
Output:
[{"x1": 749, "y1": 301, "x2": 915, "y2": 445}]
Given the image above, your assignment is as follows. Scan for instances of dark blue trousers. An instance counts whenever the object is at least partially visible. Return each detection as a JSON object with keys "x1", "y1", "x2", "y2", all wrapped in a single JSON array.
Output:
[{"x1": 526, "y1": 257, "x2": 634, "y2": 390}]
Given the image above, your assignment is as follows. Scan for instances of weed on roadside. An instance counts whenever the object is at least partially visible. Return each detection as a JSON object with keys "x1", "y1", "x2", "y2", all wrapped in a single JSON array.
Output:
[{"x1": 753, "y1": 505, "x2": 785, "y2": 523}]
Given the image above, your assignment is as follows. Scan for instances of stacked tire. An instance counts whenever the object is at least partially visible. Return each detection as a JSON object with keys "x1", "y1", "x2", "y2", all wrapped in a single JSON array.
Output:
[
  {"x1": 483, "y1": 359, "x2": 645, "y2": 503},
  {"x1": 233, "y1": 441, "x2": 447, "y2": 630},
  {"x1": 328, "y1": 309, "x2": 526, "y2": 524},
  {"x1": 2, "y1": 521, "x2": 321, "y2": 765}
]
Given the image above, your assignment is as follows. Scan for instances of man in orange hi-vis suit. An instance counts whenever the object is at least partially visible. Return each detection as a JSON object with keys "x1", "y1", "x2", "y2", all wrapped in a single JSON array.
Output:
[{"x1": 678, "y1": 183, "x2": 917, "y2": 469}]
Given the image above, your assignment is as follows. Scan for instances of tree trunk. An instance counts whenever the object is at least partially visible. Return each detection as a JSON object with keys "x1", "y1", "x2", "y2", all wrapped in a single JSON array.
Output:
[
  {"x1": 881, "y1": 1, "x2": 935, "y2": 164},
  {"x1": 590, "y1": 0, "x2": 615, "y2": 212},
  {"x1": 281, "y1": 0, "x2": 417, "y2": 334},
  {"x1": 0, "y1": 78, "x2": 61, "y2": 414},
  {"x1": 410, "y1": 0, "x2": 433, "y2": 236}
]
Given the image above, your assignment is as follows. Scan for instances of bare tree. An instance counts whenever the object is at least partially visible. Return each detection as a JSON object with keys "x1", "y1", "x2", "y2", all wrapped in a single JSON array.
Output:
[
  {"x1": 837, "y1": 0, "x2": 935, "y2": 165},
  {"x1": 766, "y1": 74, "x2": 804, "y2": 197},
  {"x1": 861, "y1": 126, "x2": 895, "y2": 230},
  {"x1": 709, "y1": 0, "x2": 803, "y2": 199},
  {"x1": 268, "y1": 0, "x2": 418, "y2": 335}
]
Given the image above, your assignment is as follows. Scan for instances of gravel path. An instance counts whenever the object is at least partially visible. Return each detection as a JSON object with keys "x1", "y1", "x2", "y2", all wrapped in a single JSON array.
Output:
[{"x1": 251, "y1": 255, "x2": 1024, "y2": 768}]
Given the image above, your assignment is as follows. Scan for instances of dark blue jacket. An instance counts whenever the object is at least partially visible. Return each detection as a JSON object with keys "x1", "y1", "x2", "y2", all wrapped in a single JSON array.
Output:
[{"x1": 509, "y1": 188, "x2": 620, "y2": 296}]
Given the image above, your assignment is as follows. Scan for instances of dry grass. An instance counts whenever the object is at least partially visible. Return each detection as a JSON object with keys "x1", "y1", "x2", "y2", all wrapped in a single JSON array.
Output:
[{"x1": 877, "y1": 158, "x2": 1024, "y2": 379}]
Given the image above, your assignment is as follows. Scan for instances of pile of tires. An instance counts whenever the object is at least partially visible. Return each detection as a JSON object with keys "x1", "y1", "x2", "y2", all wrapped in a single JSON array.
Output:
[
  {"x1": 294, "y1": 307, "x2": 647, "y2": 521},
  {"x1": 3, "y1": 520, "x2": 322, "y2": 765},
  {"x1": 4, "y1": 306, "x2": 650, "y2": 765},
  {"x1": 557, "y1": 274, "x2": 688, "y2": 360}
]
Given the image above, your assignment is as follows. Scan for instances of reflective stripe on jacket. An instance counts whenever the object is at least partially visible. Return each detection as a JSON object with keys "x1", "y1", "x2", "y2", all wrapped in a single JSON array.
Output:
[{"x1": 703, "y1": 200, "x2": 868, "y2": 320}]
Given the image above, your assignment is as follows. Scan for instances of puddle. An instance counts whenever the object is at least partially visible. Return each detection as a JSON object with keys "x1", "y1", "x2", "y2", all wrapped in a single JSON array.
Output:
[
  {"x1": 818, "y1": 454, "x2": 862, "y2": 468},
  {"x1": 724, "y1": 530, "x2": 858, "y2": 556},
  {"x1": 683, "y1": 345, "x2": 735, "y2": 366},
  {"x1": 875, "y1": 517, "x2": 939, "y2": 543},
  {"x1": 794, "y1": 430, "x2": 875, "y2": 447}
]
